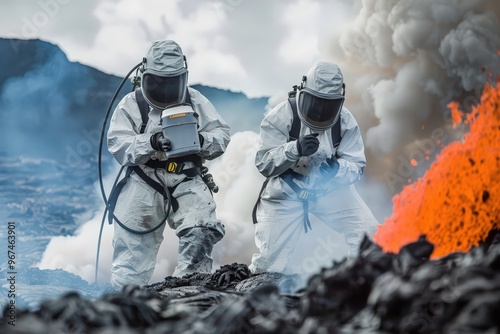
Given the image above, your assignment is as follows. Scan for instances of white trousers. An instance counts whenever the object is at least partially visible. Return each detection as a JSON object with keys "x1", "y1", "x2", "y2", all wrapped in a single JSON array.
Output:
[
  {"x1": 111, "y1": 171, "x2": 224, "y2": 288},
  {"x1": 249, "y1": 183, "x2": 378, "y2": 274}
]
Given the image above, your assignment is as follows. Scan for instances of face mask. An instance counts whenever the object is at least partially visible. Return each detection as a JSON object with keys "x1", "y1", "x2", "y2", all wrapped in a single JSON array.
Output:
[
  {"x1": 142, "y1": 71, "x2": 188, "y2": 109},
  {"x1": 296, "y1": 87, "x2": 344, "y2": 132}
]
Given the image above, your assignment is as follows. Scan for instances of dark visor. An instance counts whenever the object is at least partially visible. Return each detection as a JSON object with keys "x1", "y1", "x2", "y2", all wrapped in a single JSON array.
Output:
[
  {"x1": 142, "y1": 73, "x2": 187, "y2": 109},
  {"x1": 298, "y1": 91, "x2": 344, "y2": 128}
]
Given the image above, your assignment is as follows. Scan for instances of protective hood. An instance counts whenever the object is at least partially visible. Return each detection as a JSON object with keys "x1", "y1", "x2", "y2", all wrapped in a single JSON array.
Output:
[
  {"x1": 296, "y1": 62, "x2": 345, "y2": 132},
  {"x1": 141, "y1": 40, "x2": 188, "y2": 109}
]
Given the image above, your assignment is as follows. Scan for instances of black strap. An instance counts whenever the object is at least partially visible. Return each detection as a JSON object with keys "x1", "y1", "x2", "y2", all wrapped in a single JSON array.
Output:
[
  {"x1": 287, "y1": 97, "x2": 342, "y2": 147},
  {"x1": 135, "y1": 88, "x2": 150, "y2": 134},
  {"x1": 107, "y1": 167, "x2": 133, "y2": 225},
  {"x1": 145, "y1": 160, "x2": 201, "y2": 178},
  {"x1": 252, "y1": 178, "x2": 270, "y2": 225},
  {"x1": 145, "y1": 154, "x2": 202, "y2": 178},
  {"x1": 132, "y1": 166, "x2": 165, "y2": 196},
  {"x1": 184, "y1": 90, "x2": 193, "y2": 106},
  {"x1": 131, "y1": 166, "x2": 180, "y2": 213},
  {"x1": 288, "y1": 97, "x2": 301, "y2": 141},
  {"x1": 252, "y1": 171, "x2": 314, "y2": 233},
  {"x1": 331, "y1": 117, "x2": 341, "y2": 148},
  {"x1": 145, "y1": 154, "x2": 202, "y2": 167},
  {"x1": 280, "y1": 172, "x2": 313, "y2": 233}
]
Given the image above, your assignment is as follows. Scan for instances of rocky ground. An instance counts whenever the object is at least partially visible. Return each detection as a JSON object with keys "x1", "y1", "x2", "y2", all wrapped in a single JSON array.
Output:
[{"x1": 1, "y1": 232, "x2": 500, "y2": 333}]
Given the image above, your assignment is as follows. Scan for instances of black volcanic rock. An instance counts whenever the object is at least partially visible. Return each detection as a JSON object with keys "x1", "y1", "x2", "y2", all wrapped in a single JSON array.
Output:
[{"x1": 3, "y1": 235, "x2": 500, "y2": 333}]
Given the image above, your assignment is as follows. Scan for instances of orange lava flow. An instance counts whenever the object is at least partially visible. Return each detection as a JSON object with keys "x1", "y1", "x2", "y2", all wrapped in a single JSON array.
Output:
[{"x1": 374, "y1": 78, "x2": 500, "y2": 258}]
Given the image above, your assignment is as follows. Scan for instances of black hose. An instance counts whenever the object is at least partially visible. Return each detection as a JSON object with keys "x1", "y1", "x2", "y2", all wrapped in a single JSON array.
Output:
[
  {"x1": 96, "y1": 63, "x2": 141, "y2": 283},
  {"x1": 95, "y1": 63, "x2": 170, "y2": 282},
  {"x1": 95, "y1": 165, "x2": 124, "y2": 283},
  {"x1": 98, "y1": 62, "x2": 141, "y2": 205}
]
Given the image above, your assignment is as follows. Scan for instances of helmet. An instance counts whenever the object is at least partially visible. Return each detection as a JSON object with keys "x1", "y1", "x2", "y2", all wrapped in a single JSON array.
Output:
[
  {"x1": 141, "y1": 40, "x2": 189, "y2": 110},
  {"x1": 296, "y1": 62, "x2": 345, "y2": 132}
]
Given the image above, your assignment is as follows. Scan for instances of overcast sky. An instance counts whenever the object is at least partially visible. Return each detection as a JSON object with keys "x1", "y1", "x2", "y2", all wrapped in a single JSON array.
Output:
[{"x1": 0, "y1": 0, "x2": 357, "y2": 98}]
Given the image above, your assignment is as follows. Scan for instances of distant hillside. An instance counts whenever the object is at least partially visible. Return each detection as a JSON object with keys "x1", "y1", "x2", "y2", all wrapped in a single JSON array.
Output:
[
  {"x1": 0, "y1": 38, "x2": 267, "y2": 162},
  {"x1": 191, "y1": 84, "x2": 268, "y2": 134}
]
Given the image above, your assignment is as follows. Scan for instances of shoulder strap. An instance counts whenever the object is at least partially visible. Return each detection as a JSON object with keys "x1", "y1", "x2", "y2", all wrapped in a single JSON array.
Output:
[
  {"x1": 135, "y1": 88, "x2": 150, "y2": 134},
  {"x1": 252, "y1": 178, "x2": 270, "y2": 224},
  {"x1": 287, "y1": 97, "x2": 301, "y2": 142},
  {"x1": 185, "y1": 89, "x2": 193, "y2": 106},
  {"x1": 331, "y1": 117, "x2": 342, "y2": 148}
]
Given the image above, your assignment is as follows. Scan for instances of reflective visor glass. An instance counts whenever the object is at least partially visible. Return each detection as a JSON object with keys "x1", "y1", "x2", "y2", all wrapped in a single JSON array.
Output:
[
  {"x1": 143, "y1": 73, "x2": 187, "y2": 109},
  {"x1": 298, "y1": 91, "x2": 344, "y2": 128}
]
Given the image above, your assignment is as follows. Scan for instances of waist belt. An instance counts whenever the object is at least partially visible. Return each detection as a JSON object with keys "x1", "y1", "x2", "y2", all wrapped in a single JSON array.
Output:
[
  {"x1": 107, "y1": 156, "x2": 202, "y2": 226},
  {"x1": 145, "y1": 155, "x2": 202, "y2": 178}
]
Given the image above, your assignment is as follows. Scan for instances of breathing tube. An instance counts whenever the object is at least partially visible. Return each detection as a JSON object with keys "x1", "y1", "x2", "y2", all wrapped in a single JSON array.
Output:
[{"x1": 95, "y1": 63, "x2": 171, "y2": 282}]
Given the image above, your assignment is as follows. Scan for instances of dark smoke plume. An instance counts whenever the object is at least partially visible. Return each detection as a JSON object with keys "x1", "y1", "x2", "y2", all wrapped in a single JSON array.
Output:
[{"x1": 325, "y1": 0, "x2": 500, "y2": 192}]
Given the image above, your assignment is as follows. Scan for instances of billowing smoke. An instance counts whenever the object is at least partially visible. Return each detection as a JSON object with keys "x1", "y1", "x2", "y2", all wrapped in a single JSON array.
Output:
[{"x1": 327, "y1": 0, "x2": 500, "y2": 177}]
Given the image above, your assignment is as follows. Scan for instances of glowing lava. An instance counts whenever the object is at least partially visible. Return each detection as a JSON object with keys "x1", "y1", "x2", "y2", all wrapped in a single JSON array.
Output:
[{"x1": 374, "y1": 78, "x2": 500, "y2": 258}]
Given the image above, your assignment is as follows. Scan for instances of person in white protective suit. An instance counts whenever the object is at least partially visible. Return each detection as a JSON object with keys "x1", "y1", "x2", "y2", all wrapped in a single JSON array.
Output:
[
  {"x1": 249, "y1": 61, "x2": 378, "y2": 274},
  {"x1": 107, "y1": 40, "x2": 230, "y2": 287}
]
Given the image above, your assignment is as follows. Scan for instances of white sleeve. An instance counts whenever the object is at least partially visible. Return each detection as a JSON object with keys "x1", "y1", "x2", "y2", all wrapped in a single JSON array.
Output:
[
  {"x1": 331, "y1": 108, "x2": 366, "y2": 185},
  {"x1": 189, "y1": 88, "x2": 231, "y2": 160},
  {"x1": 106, "y1": 92, "x2": 156, "y2": 166},
  {"x1": 255, "y1": 101, "x2": 301, "y2": 178}
]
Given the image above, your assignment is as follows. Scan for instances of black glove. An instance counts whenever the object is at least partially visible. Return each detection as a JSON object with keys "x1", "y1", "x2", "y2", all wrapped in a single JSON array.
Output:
[
  {"x1": 297, "y1": 133, "x2": 320, "y2": 156},
  {"x1": 319, "y1": 156, "x2": 340, "y2": 179},
  {"x1": 150, "y1": 132, "x2": 171, "y2": 151}
]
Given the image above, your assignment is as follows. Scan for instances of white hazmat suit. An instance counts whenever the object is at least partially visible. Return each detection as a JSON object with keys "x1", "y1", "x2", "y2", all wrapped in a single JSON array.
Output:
[
  {"x1": 107, "y1": 40, "x2": 230, "y2": 287},
  {"x1": 249, "y1": 62, "x2": 378, "y2": 274}
]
